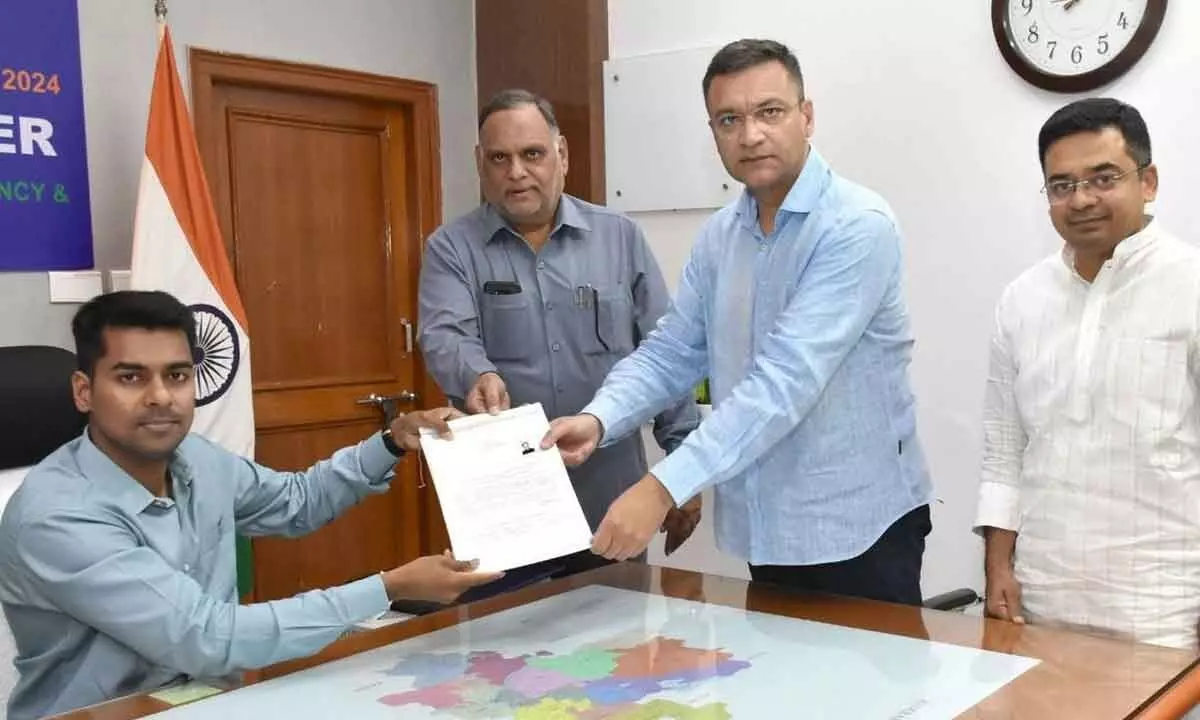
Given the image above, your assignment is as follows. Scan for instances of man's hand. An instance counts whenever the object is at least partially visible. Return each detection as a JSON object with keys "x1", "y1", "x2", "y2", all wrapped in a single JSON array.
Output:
[
  {"x1": 389, "y1": 407, "x2": 464, "y2": 452},
  {"x1": 541, "y1": 414, "x2": 604, "y2": 466},
  {"x1": 662, "y1": 495, "x2": 702, "y2": 556},
  {"x1": 983, "y1": 527, "x2": 1024, "y2": 624},
  {"x1": 592, "y1": 474, "x2": 675, "y2": 561},
  {"x1": 465, "y1": 372, "x2": 510, "y2": 415},
  {"x1": 382, "y1": 551, "x2": 504, "y2": 604},
  {"x1": 984, "y1": 566, "x2": 1026, "y2": 625}
]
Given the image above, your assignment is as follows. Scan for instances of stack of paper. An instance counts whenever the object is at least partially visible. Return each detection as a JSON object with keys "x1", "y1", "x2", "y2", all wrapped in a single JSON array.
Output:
[{"x1": 418, "y1": 403, "x2": 592, "y2": 573}]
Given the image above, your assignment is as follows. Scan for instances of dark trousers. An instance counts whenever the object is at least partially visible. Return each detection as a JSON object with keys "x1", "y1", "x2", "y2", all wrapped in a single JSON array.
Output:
[{"x1": 748, "y1": 504, "x2": 931, "y2": 606}]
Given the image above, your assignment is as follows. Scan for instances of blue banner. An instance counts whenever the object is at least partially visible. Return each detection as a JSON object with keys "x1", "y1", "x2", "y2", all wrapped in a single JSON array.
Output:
[{"x1": 0, "y1": 0, "x2": 94, "y2": 270}]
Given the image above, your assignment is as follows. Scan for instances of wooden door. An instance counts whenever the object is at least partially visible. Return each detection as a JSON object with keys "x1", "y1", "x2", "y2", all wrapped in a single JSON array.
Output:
[{"x1": 190, "y1": 51, "x2": 449, "y2": 603}]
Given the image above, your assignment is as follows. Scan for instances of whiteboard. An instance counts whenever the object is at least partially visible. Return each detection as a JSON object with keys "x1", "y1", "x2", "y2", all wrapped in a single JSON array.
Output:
[{"x1": 604, "y1": 46, "x2": 743, "y2": 212}]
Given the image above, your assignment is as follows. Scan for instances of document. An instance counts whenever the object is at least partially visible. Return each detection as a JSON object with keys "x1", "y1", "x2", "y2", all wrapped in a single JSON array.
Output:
[{"x1": 418, "y1": 403, "x2": 592, "y2": 572}]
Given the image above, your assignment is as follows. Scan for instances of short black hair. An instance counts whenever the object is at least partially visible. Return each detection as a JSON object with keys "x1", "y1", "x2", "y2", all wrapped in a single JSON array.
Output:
[
  {"x1": 702, "y1": 39, "x2": 805, "y2": 105},
  {"x1": 478, "y1": 89, "x2": 559, "y2": 132},
  {"x1": 1038, "y1": 98, "x2": 1152, "y2": 169},
  {"x1": 72, "y1": 290, "x2": 196, "y2": 376}
]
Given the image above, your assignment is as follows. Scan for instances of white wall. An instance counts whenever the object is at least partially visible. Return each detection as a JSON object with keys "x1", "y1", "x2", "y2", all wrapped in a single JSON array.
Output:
[
  {"x1": 0, "y1": 0, "x2": 478, "y2": 350},
  {"x1": 620, "y1": 0, "x2": 1200, "y2": 596}
]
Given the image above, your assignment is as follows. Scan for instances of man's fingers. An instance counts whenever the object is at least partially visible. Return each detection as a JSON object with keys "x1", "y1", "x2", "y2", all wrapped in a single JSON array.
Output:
[
  {"x1": 541, "y1": 421, "x2": 567, "y2": 450},
  {"x1": 428, "y1": 416, "x2": 454, "y2": 438},
  {"x1": 437, "y1": 406, "x2": 466, "y2": 422},
  {"x1": 591, "y1": 521, "x2": 615, "y2": 559},
  {"x1": 464, "y1": 391, "x2": 486, "y2": 415},
  {"x1": 439, "y1": 553, "x2": 478, "y2": 571},
  {"x1": 483, "y1": 385, "x2": 503, "y2": 415},
  {"x1": 1007, "y1": 589, "x2": 1026, "y2": 624},
  {"x1": 406, "y1": 410, "x2": 454, "y2": 440},
  {"x1": 459, "y1": 570, "x2": 505, "y2": 588}
]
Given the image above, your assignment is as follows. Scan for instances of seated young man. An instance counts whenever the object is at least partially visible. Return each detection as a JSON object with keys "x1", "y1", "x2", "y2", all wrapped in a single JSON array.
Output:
[{"x1": 0, "y1": 290, "x2": 500, "y2": 720}]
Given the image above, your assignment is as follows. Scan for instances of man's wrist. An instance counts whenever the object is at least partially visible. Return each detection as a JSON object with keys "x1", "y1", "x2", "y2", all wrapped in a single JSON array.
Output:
[
  {"x1": 643, "y1": 472, "x2": 676, "y2": 509},
  {"x1": 582, "y1": 412, "x2": 605, "y2": 441},
  {"x1": 380, "y1": 567, "x2": 408, "y2": 601}
]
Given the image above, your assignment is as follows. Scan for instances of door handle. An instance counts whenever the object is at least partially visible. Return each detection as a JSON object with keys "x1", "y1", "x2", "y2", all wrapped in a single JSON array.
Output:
[
  {"x1": 401, "y1": 318, "x2": 414, "y2": 354},
  {"x1": 355, "y1": 391, "x2": 419, "y2": 423},
  {"x1": 356, "y1": 391, "x2": 418, "y2": 406}
]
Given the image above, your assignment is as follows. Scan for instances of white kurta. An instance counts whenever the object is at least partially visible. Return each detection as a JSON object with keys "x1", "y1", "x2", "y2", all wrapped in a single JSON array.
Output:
[{"x1": 975, "y1": 219, "x2": 1200, "y2": 649}]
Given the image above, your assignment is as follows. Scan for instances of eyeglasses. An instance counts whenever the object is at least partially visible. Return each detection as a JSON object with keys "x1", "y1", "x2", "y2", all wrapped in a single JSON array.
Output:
[
  {"x1": 709, "y1": 102, "x2": 799, "y2": 137},
  {"x1": 1041, "y1": 165, "x2": 1145, "y2": 205}
]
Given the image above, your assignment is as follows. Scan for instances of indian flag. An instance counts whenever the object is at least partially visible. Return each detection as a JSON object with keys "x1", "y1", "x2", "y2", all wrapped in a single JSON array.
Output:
[{"x1": 130, "y1": 25, "x2": 255, "y2": 597}]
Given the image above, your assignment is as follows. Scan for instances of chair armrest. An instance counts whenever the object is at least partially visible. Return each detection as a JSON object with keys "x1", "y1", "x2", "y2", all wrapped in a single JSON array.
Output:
[{"x1": 922, "y1": 588, "x2": 980, "y2": 611}]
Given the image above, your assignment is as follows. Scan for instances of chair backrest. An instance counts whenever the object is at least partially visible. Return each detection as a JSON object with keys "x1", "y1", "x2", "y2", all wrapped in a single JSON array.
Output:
[
  {"x1": 0, "y1": 346, "x2": 87, "y2": 473},
  {"x1": 0, "y1": 345, "x2": 87, "y2": 713}
]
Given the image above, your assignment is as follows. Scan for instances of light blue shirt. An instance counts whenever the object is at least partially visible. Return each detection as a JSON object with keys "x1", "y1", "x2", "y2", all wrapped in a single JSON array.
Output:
[
  {"x1": 0, "y1": 430, "x2": 397, "y2": 720},
  {"x1": 584, "y1": 148, "x2": 933, "y2": 566}
]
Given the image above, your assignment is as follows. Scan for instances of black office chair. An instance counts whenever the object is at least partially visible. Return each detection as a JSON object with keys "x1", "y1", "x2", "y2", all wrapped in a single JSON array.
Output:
[
  {"x1": 0, "y1": 345, "x2": 88, "y2": 706},
  {"x1": 0, "y1": 345, "x2": 87, "y2": 470},
  {"x1": 922, "y1": 587, "x2": 980, "y2": 612}
]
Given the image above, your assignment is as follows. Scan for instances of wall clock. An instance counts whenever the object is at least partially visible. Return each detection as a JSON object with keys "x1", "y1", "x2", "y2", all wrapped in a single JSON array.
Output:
[{"x1": 992, "y1": 0, "x2": 1168, "y2": 92}]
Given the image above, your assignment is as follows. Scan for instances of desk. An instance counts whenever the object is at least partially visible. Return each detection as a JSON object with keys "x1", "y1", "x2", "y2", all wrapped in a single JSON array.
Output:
[{"x1": 53, "y1": 564, "x2": 1200, "y2": 719}]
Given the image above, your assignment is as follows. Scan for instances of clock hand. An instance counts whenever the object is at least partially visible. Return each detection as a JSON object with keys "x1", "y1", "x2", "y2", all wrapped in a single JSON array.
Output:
[{"x1": 1063, "y1": 0, "x2": 1081, "y2": 10}]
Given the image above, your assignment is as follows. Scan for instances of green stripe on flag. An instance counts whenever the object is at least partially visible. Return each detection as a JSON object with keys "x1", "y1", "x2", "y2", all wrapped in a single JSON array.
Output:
[{"x1": 235, "y1": 535, "x2": 253, "y2": 598}]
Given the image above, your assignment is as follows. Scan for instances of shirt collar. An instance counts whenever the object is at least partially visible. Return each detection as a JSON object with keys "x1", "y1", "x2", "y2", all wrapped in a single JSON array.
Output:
[
  {"x1": 1060, "y1": 215, "x2": 1161, "y2": 276},
  {"x1": 734, "y1": 146, "x2": 831, "y2": 231},
  {"x1": 482, "y1": 194, "x2": 591, "y2": 244},
  {"x1": 76, "y1": 428, "x2": 195, "y2": 514}
]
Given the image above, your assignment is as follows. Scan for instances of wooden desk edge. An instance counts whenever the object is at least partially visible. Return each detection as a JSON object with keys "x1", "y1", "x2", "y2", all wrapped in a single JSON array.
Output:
[{"x1": 1136, "y1": 658, "x2": 1200, "y2": 720}]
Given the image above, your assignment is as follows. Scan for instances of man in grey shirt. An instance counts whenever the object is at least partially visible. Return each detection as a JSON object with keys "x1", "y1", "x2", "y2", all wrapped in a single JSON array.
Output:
[{"x1": 418, "y1": 89, "x2": 701, "y2": 576}]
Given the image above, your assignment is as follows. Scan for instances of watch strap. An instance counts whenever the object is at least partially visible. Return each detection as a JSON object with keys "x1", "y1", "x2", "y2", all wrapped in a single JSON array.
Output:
[{"x1": 381, "y1": 427, "x2": 405, "y2": 457}]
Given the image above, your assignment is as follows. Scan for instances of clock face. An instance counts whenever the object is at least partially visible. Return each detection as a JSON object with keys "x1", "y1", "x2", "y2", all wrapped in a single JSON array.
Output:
[
  {"x1": 1006, "y1": 0, "x2": 1146, "y2": 76},
  {"x1": 993, "y1": 0, "x2": 1167, "y2": 92}
]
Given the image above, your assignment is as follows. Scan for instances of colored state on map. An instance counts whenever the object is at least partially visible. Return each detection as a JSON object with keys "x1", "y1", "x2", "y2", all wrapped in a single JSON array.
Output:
[{"x1": 378, "y1": 637, "x2": 749, "y2": 718}]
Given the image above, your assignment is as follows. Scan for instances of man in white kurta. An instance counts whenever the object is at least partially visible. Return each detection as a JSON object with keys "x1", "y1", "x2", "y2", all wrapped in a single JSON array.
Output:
[{"x1": 975, "y1": 98, "x2": 1200, "y2": 649}]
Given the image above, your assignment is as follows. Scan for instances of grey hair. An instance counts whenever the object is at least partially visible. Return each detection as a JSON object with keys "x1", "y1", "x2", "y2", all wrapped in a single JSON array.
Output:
[{"x1": 478, "y1": 89, "x2": 559, "y2": 131}]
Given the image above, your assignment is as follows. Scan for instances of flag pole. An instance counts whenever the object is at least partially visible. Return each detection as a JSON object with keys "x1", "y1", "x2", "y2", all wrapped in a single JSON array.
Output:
[{"x1": 154, "y1": 0, "x2": 167, "y2": 39}]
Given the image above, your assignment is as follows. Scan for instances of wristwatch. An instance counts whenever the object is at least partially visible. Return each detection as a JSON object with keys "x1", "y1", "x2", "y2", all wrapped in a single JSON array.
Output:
[{"x1": 380, "y1": 427, "x2": 406, "y2": 458}]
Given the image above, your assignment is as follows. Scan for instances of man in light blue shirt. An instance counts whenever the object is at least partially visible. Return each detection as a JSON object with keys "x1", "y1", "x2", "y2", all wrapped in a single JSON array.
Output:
[
  {"x1": 0, "y1": 290, "x2": 500, "y2": 720},
  {"x1": 544, "y1": 39, "x2": 933, "y2": 605}
]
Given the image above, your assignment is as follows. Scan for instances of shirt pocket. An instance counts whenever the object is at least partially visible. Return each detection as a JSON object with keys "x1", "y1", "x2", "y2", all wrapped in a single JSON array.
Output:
[
  {"x1": 584, "y1": 294, "x2": 636, "y2": 356},
  {"x1": 1104, "y1": 338, "x2": 1191, "y2": 447},
  {"x1": 480, "y1": 291, "x2": 532, "y2": 361}
]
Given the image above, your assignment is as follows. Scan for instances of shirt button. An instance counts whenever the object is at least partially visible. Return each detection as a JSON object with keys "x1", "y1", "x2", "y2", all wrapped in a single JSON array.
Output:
[
  {"x1": 537, "y1": 261, "x2": 546, "y2": 270},
  {"x1": 545, "y1": 302, "x2": 554, "y2": 311},
  {"x1": 552, "y1": 343, "x2": 561, "y2": 352},
  {"x1": 183, "y1": 563, "x2": 191, "y2": 572}
]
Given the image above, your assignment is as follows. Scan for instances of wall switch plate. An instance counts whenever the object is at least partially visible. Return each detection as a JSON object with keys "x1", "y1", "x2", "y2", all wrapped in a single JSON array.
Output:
[
  {"x1": 48, "y1": 271, "x2": 104, "y2": 303},
  {"x1": 109, "y1": 269, "x2": 132, "y2": 292}
]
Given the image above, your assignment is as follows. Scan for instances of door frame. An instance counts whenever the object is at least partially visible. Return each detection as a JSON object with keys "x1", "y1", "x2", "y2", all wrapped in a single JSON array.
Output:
[{"x1": 189, "y1": 48, "x2": 451, "y2": 553}]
